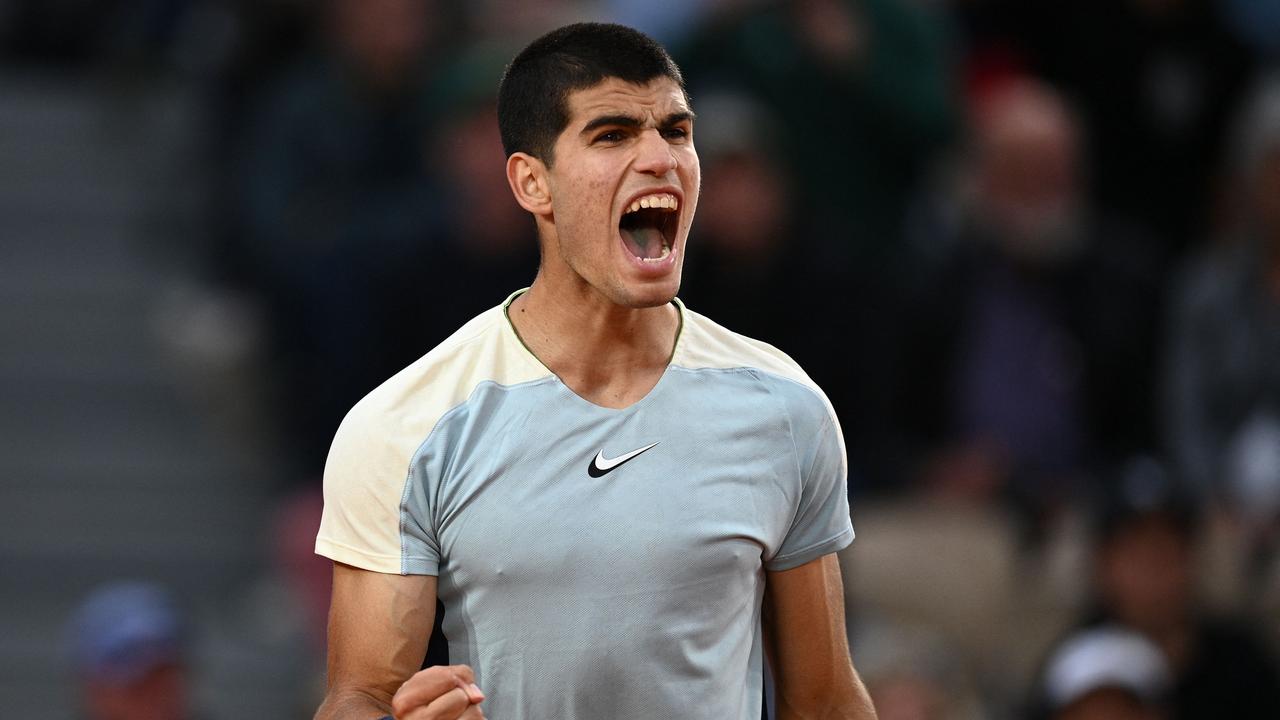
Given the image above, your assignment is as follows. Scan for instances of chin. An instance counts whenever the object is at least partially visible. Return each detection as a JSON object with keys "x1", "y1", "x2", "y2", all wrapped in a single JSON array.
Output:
[{"x1": 613, "y1": 275, "x2": 681, "y2": 309}]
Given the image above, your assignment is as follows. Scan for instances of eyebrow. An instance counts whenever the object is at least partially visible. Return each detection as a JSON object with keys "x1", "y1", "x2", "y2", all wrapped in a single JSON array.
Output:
[{"x1": 580, "y1": 110, "x2": 696, "y2": 137}]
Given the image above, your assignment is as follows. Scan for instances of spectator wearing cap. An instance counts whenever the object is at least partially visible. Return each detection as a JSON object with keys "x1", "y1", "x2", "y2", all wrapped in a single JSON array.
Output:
[
  {"x1": 66, "y1": 582, "x2": 192, "y2": 720},
  {"x1": 1042, "y1": 626, "x2": 1171, "y2": 720},
  {"x1": 1029, "y1": 457, "x2": 1280, "y2": 719}
]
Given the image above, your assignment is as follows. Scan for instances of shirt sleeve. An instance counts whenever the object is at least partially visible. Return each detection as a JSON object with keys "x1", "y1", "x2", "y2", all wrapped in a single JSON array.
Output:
[
  {"x1": 765, "y1": 400, "x2": 855, "y2": 572},
  {"x1": 315, "y1": 401, "x2": 441, "y2": 576}
]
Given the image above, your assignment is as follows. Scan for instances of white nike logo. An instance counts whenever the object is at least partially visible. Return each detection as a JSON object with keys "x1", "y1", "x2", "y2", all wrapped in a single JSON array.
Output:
[{"x1": 587, "y1": 442, "x2": 660, "y2": 477}]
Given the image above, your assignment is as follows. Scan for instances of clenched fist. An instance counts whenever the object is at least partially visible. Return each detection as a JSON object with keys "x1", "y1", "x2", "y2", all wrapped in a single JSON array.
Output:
[{"x1": 390, "y1": 664, "x2": 486, "y2": 719}]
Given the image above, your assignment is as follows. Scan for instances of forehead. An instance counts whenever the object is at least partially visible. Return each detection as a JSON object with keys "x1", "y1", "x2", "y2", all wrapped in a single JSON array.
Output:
[{"x1": 564, "y1": 76, "x2": 691, "y2": 127}]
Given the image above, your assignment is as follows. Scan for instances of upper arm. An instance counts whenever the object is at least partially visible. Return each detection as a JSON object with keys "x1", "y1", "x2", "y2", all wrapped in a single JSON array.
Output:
[
  {"x1": 764, "y1": 553, "x2": 875, "y2": 719},
  {"x1": 325, "y1": 562, "x2": 438, "y2": 704},
  {"x1": 765, "y1": 387, "x2": 853, "y2": 573}
]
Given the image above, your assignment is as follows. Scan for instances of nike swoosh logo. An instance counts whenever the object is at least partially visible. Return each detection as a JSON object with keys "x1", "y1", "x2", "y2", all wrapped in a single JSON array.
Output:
[{"x1": 587, "y1": 442, "x2": 659, "y2": 478}]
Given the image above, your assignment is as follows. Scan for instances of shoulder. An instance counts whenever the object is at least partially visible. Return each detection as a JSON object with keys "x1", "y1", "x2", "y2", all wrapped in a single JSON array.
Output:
[
  {"x1": 318, "y1": 295, "x2": 552, "y2": 573},
  {"x1": 672, "y1": 302, "x2": 838, "y2": 430},
  {"x1": 328, "y1": 299, "x2": 551, "y2": 466}
]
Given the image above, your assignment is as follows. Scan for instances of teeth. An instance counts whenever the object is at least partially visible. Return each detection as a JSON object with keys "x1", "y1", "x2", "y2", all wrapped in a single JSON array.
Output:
[
  {"x1": 640, "y1": 245, "x2": 672, "y2": 263},
  {"x1": 625, "y1": 193, "x2": 679, "y2": 215}
]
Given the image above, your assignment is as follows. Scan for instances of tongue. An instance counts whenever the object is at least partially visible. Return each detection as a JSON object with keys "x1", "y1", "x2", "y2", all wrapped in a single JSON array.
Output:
[{"x1": 621, "y1": 225, "x2": 665, "y2": 259}]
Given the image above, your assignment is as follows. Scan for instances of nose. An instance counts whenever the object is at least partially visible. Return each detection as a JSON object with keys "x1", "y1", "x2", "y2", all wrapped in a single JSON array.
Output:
[{"x1": 633, "y1": 128, "x2": 678, "y2": 176}]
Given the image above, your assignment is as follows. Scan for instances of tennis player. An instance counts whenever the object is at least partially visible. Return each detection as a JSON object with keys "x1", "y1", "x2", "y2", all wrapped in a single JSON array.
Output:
[{"x1": 314, "y1": 22, "x2": 877, "y2": 720}]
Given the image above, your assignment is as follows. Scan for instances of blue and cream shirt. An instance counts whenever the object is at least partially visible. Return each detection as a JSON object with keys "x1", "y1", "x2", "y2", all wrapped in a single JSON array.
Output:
[{"x1": 317, "y1": 290, "x2": 855, "y2": 720}]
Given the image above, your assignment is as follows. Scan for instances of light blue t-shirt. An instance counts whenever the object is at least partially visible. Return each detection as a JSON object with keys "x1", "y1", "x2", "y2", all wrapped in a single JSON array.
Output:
[{"x1": 318, "y1": 291, "x2": 854, "y2": 719}]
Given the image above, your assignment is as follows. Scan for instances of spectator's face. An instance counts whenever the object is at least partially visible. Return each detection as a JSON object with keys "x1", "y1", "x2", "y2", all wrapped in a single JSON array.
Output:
[
  {"x1": 330, "y1": 0, "x2": 432, "y2": 84},
  {"x1": 698, "y1": 152, "x2": 788, "y2": 262},
  {"x1": 1056, "y1": 688, "x2": 1161, "y2": 720},
  {"x1": 1097, "y1": 517, "x2": 1193, "y2": 633},
  {"x1": 540, "y1": 77, "x2": 700, "y2": 308},
  {"x1": 976, "y1": 86, "x2": 1083, "y2": 264},
  {"x1": 445, "y1": 106, "x2": 530, "y2": 254}
]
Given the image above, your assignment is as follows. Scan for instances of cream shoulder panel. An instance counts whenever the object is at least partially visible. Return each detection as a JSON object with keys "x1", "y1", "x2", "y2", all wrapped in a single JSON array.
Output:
[
  {"x1": 316, "y1": 301, "x2": 550, "y2": 573},
  {"x1": 673, "y1": 304, "x2": 820, "y2": 388}
]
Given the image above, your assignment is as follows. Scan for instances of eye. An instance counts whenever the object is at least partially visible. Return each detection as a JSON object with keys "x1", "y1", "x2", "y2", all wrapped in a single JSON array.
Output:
[
  {"x1": 662, "y1": 126, "x2": 690, "y2": 142},
  {"x1": 594, "y1": 130, "x2": 625, "y2": 144}
]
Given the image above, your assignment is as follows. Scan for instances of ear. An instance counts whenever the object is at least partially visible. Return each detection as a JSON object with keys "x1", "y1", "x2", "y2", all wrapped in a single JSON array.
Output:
[{"x1": 506, "y1": 152, "x2": 553, "y2": 216}]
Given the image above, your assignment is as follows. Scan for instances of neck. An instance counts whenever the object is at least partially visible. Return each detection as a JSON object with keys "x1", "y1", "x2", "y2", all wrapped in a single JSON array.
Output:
[{"x1": 508, "y1": 273, "x2": 679, "y2": 409}]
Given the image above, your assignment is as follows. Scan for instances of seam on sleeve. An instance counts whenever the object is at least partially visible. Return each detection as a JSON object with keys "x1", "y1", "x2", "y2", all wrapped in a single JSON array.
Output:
[
  {"x1": 764, "y1": 526, "x2": 855, "y2": 572},
  {"x1": 397, "y1": 384, "x2": 490, "y2": 575},
  {"x1": 316, "y1": 537, "x2": 439, "y2": 575}
]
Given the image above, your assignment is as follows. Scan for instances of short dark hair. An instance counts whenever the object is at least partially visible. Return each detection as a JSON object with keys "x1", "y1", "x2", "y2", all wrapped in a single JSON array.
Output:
[{"x1": 497, "y1": 22, "x2": 686, "y2": 165}]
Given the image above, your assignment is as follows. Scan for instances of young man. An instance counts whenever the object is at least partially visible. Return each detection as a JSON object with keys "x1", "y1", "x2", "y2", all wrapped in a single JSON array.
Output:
[{"x1": 315, "y1": 23, "x2": 877, "y2": 720}]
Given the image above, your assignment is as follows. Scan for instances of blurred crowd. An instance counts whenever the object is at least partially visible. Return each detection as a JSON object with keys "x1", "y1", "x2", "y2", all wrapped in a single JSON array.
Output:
[{"x1": 9, "y1": 0, "x2": 1280, "y2": 718}]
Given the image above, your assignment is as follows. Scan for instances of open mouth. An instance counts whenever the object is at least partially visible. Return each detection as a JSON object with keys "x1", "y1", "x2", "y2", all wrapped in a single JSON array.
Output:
[{"x1": 619, "y1": 192, "x2": 679, "y2": 263}]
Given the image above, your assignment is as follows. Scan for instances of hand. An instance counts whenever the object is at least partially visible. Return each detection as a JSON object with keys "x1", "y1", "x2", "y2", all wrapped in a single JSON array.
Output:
[{"x1": 390, "y1": 664, "x2": 486, "y2": 719}]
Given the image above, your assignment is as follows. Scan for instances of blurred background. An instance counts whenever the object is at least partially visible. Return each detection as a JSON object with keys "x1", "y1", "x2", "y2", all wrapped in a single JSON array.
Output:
[{"x1": 2, "y1": 0, "x2": 1279, "y2": 718}]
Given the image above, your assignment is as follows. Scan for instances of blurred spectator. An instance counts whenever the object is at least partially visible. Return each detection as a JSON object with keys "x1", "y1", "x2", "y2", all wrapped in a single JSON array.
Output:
[
  {"x1": 1038, "y1": 626, "x2": 1171, "y2": 720},
  {"x1": 851, "y1": 616, "x2": 987, "y2": 720},
  {"x1": 679, "y1": 94, "x2": 810, "y2": 359},
  {"x1": 410, "y1": 42, "x2": 540, "y2": 338},
  {"x1": 1165, "y1": 77, "x2": 1280, "y2": 563},
  {"x1": 678, "y1": 0, "x2": 957, "y2": 491},
  {"x1": 957, "y1": 0, "x2": 1256, "y2": 255},
  {"x1": 680, "y1": 90, "x2": 888, "y2": 489},
  {"x1": 1028, "y1": 457, "x2": 1280, "y2": 719},
  {"x1": 67, "y1": 582, "x2": 194, "y2": 720},
  {"x1": 202, "y1": 2, "x2": 319, "y2": 152},
  {"x1": 680, "y1": 0, "x2": 955, "y2": 271},
  {"x1": 902, "y1": 80, "x2": 1161, "y2": 528},
  {"x1": 231, "y1": 0, "x2": 445, "y2": 481}
]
